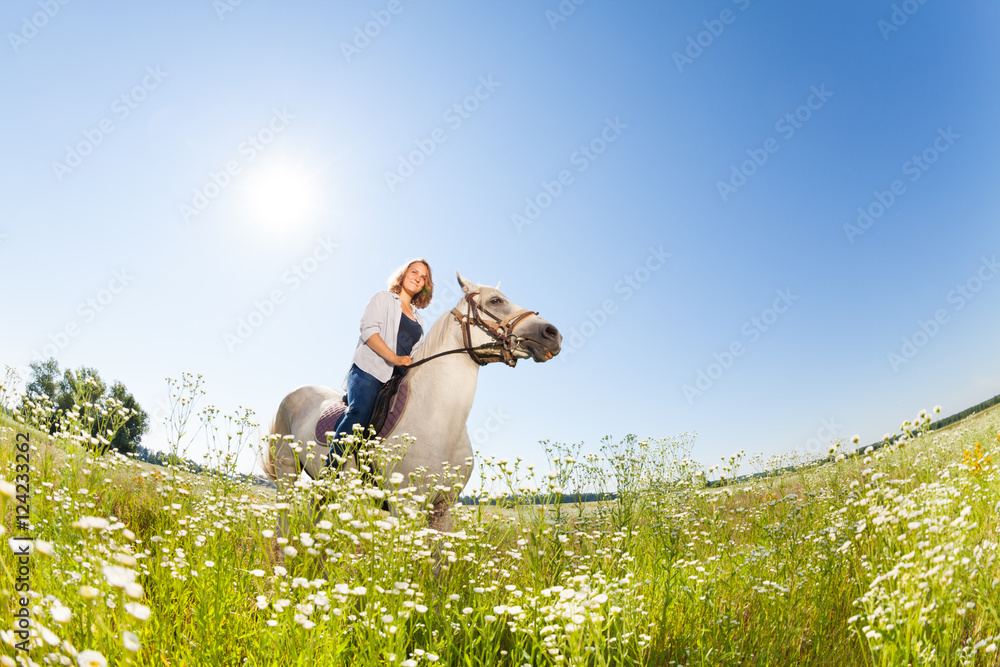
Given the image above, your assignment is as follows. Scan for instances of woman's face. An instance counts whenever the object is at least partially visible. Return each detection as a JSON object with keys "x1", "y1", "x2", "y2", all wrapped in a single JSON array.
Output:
[{"x1": 401, "y1": 262, "x2": 428, "y2": 296}]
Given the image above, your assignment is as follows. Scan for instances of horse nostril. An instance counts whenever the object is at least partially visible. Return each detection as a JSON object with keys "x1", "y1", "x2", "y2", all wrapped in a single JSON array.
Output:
[{"x1": 544, "y1": 325, "x2": 559, "y2": 340}]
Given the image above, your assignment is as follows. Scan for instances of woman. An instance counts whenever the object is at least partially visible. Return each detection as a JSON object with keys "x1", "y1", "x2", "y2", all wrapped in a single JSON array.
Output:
[{"x1": 326, "y1": 259, "x2": 434, "y2": 467}]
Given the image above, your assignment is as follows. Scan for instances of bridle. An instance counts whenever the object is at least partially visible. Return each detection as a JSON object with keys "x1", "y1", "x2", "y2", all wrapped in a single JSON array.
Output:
[
  {"x1": 407, "y1": 292, "x2": 538, "y2": 369},
  {"x1": 450, "y1": 292, "x2": 538, "y2": 367}
]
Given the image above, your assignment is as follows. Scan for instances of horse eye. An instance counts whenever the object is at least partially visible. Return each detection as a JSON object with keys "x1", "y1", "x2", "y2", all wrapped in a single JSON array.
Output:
[{"x1": 490, "y1": 297, "x2": 503, "y2": 305}]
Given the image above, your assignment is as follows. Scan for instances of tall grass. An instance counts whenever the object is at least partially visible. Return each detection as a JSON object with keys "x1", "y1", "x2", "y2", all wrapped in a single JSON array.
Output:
[{"x1": 1, "y1": 372, "x2": 999, "y2": 666}]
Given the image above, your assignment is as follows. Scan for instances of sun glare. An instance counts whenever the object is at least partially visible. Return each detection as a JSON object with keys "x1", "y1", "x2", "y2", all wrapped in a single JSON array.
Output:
[{"x1": 242, "y1": 163, "x2": 321, "y2": 233}]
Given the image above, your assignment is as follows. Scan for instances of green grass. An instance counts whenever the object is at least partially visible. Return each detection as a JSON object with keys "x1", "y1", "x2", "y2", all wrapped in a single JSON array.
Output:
[{"x1": 2, "y1": 388, "x2": 1000, "y2": 666}]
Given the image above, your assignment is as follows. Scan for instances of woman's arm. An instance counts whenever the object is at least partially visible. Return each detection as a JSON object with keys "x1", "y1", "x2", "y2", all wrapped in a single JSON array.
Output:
[
  {"x1": 365, "y1": 333, "x2": 411, "y2": 367},
  {"x1": 358, "y1": 291, "x2": 410, "y2": 367}
]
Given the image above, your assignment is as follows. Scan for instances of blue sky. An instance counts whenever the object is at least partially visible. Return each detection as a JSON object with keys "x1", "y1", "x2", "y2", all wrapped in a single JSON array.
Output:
[{"x1": 2, "y1": 1, "x2": 999, "y2": 484}]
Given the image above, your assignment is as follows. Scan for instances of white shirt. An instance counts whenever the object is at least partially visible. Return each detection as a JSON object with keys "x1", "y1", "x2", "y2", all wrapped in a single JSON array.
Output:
[{"x1": 347, "y1": 290, "x2": 424, "y2": 384}]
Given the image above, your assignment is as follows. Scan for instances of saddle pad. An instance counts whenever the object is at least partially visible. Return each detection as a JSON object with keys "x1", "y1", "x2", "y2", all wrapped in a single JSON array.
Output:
[
  {"x1": 314, "y1": 377, "x2": 412, "y2": 446},
  {"x1": 315, "y1": 400, "x2": 347, "y2": 446},
  {"x1": 375, "y1": 376, "x2": 410, "y2": 440}
]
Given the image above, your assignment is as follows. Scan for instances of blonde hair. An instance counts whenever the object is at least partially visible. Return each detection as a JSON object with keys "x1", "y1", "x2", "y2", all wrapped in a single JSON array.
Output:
[{"x1": 388, "y1": 259, "x2": 434, "y2": 309}]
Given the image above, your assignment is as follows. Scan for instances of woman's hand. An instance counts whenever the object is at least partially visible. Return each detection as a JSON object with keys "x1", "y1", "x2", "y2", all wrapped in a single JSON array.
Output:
[
  {"x1": 366, "y1": 334, "x2": 401, "y2": 365},
  {"x1": 365, "y1": 334, "x2": 413, "y2": 367}
]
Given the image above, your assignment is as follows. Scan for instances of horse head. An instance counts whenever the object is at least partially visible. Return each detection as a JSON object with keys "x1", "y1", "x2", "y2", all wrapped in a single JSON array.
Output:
[{"x1": 455, "y1": 272, "x2": 562, "y2": 364}]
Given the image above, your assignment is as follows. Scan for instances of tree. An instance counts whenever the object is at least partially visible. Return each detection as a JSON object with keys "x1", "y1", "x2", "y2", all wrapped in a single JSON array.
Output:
[
  {"x1": 58, "y1": 366, "x2": 106, "y2": 410},
  {"x1": 107, "y1": 380, "x2": 150, "y2": 454},
  {"x1": 22, "y1": 358, "x2": 150, "y2": 454},
  {"x1": 25, "y1": 358, "x2": 60, "y2": 405}
]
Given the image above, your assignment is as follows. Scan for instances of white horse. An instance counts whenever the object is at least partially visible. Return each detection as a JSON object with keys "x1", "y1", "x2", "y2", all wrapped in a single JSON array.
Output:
[{"x1": 263, "y1": 272, "x2": 561, "y2": 535}]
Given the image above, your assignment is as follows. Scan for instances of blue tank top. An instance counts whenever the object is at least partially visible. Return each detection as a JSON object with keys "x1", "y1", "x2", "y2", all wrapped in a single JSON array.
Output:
[{"x1": 395, "y1": 314, "x2": 422, "y2": 359}]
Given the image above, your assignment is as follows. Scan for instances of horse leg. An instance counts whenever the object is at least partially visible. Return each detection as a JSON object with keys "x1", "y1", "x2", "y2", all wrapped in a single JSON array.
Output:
[
  {"x1": 429, "y1": 497, "x2": 453, "y2": 533},
  {"x1": 428, "y1": 497, "x2": 455, "y2": 576},
  {"x1": 269, "y1": 437, "x2": 303, "y2": 542},
  {"x1": 274, "y1": 482, "x2": 295, "y2": 546}
]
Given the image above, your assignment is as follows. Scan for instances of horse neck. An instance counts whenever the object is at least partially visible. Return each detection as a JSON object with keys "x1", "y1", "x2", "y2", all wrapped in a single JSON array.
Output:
[
  {"x1": 413, "y1": 307, "x2": 473, "y2": 366},
  {"x1": 409, "y1": 310, "x2": 480, "y2": 415}
]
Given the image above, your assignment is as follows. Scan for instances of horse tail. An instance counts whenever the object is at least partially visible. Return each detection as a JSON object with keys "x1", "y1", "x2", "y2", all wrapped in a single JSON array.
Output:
[{"x1": 262, "y1": 399, "x2": 292, "y2": 482}]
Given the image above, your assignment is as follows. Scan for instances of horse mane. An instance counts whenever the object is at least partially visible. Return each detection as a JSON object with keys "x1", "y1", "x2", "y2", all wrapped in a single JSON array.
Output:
[{"x1": 414, "y1": 308, "x2": 458, "y2": 362}]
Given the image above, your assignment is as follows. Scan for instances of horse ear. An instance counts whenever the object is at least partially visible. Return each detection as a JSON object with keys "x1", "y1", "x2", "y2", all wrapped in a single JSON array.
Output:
[
  {"x1": 495, "y1": 281, "x2": 501, "y2": 290},
  {"x1": 456, "y1": 272, "x2": 477, "y2": 294}
]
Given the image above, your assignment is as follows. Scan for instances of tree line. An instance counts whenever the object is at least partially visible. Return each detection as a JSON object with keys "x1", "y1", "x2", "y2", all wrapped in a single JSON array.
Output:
[
  {"x1": 19, "y1": 358, "x2": 149, "y2": 455},
  {"x1": 458, "y1": 492, "x2": 617, "y2": 506},
  {"x1": 927, "y1": 393, "x2": 1000, "y2": 432}
]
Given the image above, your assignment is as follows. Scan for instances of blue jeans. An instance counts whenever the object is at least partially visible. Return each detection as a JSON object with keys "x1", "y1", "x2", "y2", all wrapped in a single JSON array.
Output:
[{"x1": 326, "y1": 364, "x2": 382, "y2": 467}]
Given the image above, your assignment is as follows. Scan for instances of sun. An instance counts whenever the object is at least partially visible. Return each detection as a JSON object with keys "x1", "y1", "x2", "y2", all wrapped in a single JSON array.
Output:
[{"x1": 242, "y1": 161, "x2": 321, "y2": 233}]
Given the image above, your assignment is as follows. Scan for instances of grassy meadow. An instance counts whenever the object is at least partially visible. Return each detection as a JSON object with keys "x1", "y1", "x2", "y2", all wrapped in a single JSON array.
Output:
[{"x1": 2, "y1": 374, "x2": 1000, "y2": 666}]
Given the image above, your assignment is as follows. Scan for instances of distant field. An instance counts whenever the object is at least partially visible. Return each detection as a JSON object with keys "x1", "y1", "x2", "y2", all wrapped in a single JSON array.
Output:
[{"x1": 2, "y1": 397, "x2": 999, "y2": 666}]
